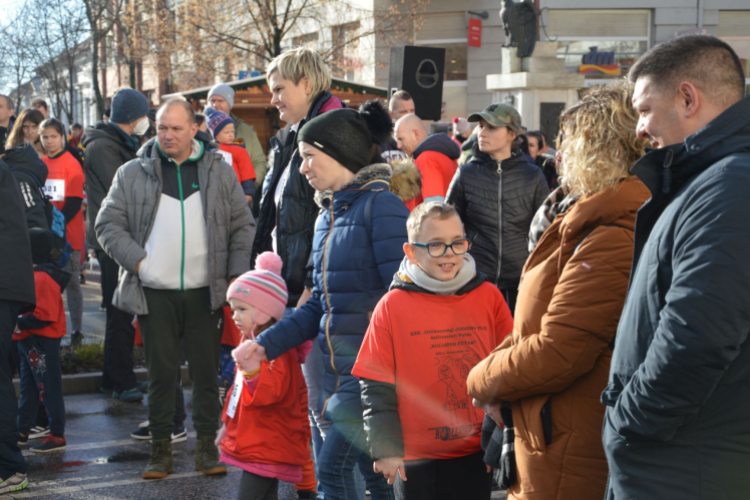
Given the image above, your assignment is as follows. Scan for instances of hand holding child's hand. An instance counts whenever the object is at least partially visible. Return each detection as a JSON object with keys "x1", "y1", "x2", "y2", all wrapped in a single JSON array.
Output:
[
  {"x1": 215, "y1": 424, "x2": 226, "y2": 448},
  {"x1": 373, "y1": 457, "x2": 406, "y2": 485},
  {"x1": 232, "y1": 340, "x2": 267, "y2": 374}
]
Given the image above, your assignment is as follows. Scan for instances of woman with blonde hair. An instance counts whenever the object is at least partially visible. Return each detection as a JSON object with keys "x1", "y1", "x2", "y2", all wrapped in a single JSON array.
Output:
[
  {"x1": 466, "y1": 82, "x2": 650, "y2": 500},
  {"x1": 6, "y1": 108, "x2": 46, "y2": 158}
]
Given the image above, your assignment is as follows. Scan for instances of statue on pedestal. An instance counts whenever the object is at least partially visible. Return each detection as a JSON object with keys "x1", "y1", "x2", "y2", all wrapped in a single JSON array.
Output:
[{"x1": 500, "y1": 0, "x2": 537, "y2": 58}]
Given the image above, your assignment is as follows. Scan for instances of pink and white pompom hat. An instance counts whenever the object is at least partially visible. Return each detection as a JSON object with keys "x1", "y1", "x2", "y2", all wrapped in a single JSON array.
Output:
[{"x1": 226, "y1": 252, "x2": 288, "y2": 325}]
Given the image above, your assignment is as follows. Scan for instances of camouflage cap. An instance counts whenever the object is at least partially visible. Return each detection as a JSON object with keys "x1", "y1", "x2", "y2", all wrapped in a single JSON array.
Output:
[{"x1": 467, "y1": 103, "x2": 522, "y2": 134}]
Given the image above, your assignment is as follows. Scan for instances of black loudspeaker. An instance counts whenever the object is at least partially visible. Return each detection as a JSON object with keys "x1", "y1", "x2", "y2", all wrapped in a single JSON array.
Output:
[{"x1": 389, "y1": 46, "x2": 446, "y2": 121}]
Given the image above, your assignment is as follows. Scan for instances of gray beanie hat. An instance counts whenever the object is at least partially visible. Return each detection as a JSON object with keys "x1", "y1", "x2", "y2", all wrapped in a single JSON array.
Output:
[
  {"x1": 110, "y1": 88, "x2": 150, "y2": 124},
  {"x1": 208, "y1": 83, "x2": 235, "y2": 109}
]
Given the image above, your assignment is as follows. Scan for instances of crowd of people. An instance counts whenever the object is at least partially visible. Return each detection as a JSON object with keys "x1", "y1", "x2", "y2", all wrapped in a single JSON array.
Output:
[{"x1": 1, "y1": 33, "x2": 750, "y2": 500}]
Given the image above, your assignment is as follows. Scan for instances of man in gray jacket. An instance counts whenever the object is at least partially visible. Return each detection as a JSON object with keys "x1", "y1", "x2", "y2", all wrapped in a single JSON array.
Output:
[
  {"x1": 603, "y1": 35, "x2": 750, "y2": 499},
  {"x1": 96, "y1": 98, "x2": 255, "y2": 480}
]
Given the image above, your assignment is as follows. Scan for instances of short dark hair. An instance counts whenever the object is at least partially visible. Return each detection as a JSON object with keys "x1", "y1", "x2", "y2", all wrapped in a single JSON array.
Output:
[
  {"x1": 157, "y1": 97, "x2": 196, "y2": 123},
  {"x1": 39, "y1": 118, "x2": 66, "y2": 137},
  {"x1": 530, "y1": 130, "x2": 547, "y2": 147},
  {"x1": 70, "y1": 122, "x2": 83, "y2": 131},
  {"x1": 517, "y1": 134, "x2": 530, "y2": 155},
  {"x1": 389, "y1": 90, "x2": 413, "y2": 111},
  {"x1": 629, "y1": 34, "x2": 745, "y2": 107},
  {"x1": 0, "y1": 95, "x2": 14, "y2": 111},
  {"x1": 526, "y1": 130, "x2": 543, "y2": 149},
  {"x1": 31, "y1": 99, "x2": 48, "y2": 111},
  {"x1": 194, "y1": 113, "x2": 206, "y2": 126}
]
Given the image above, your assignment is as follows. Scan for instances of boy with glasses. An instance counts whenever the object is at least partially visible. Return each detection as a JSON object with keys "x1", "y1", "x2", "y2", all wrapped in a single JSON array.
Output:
[{"x1": 353, "y1": 201, "x2": 514, "y2": 500}]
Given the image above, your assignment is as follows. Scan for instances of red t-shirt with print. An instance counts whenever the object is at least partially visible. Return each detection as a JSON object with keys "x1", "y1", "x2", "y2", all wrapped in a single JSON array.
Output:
[
  {"x1": 353, "y1": 282, "x2": 513, "y2": 460},
  {"x1": 13, "y1": 270, "x2": 67, "y2": 341},
  {"x1": 43, "y1": 150, "x2": 86, "y2": 251}
]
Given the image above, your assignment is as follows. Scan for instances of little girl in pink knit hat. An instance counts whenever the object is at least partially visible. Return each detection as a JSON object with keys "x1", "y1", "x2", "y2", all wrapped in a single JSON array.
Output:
[{"x1": 217, "y1": 252, "x2": 313, "y2": 499}]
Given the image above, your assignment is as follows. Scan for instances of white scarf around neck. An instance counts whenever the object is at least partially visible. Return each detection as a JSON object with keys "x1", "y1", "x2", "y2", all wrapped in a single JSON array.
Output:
[{"x1": 400, "y1": 253, "x2": 477, "y2": 295}]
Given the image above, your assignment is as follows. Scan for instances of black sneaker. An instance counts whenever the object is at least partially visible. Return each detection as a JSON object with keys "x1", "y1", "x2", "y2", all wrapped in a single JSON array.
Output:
[
  {"x1": 131, "y1": 423, "x2": 187, "y2": 444},
  {"x1": 17, "y1": 432, "x2": 28, "y2": 446},
  {"x1": 131, "y1": 425, "x2": 151, "y2": 440},
  {"x1": 29, "y1": 426, "x2": 50, "y2": 440},
  {"x1": 70, "y1": 331, "x2": 83, "y2": 349},
  {"x1": 171, "y1": 426, "x2": 187, "y2": 444},
  {"x1": 31, "y1": 435, "x2": 66, "y2": 453}
]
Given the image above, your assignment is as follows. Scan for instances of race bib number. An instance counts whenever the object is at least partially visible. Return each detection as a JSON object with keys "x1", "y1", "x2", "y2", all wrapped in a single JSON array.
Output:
[
  {"x1": 218, "y1": 150, "x2": 233, "y2": 166},
  {"x1": 226, "y1": 369, "x2": 243, "y2": 419},
  {"x1": 44, "y1": 179, "x2": 65, "y2": 202}
]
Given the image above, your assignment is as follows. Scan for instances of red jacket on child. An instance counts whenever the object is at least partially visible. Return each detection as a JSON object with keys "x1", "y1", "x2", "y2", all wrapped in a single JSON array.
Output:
[
  {"x1": 218, "y1": 143, "x2": 256, "y2": 185},
  {"x1": 220, "y1": 340, "x2": 312, "y2": 467},
  {"x1": 14, "y1": 264, "x2": 68, "y2": 341}
]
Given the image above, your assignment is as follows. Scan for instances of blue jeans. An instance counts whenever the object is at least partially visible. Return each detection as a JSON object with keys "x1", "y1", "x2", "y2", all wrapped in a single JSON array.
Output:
[
  {"x1": 17, "y1": 335, "x2": 65, "y2": 437},
  {"x1": 317, "y1": 420, "x2": 394, "y2": 500}
]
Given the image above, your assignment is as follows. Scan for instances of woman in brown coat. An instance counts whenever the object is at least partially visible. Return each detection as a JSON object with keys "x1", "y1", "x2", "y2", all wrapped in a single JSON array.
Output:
[{"x1": 467, "y1": 82, "x2": 650, "y2": 500}]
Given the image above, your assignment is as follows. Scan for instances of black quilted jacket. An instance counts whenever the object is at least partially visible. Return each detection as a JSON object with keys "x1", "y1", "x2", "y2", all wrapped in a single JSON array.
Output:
[
  {"x1": 446, "y1": 147, "x2": 548, "y2": 289},
  {"x1": 252, "y1": 91, "x2": 342, "y2": 306}
]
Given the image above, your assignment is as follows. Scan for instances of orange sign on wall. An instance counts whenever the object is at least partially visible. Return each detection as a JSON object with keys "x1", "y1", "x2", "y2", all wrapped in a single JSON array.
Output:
[{"x1": 469, "y1": 18, "x2": 482, "y2": 48}]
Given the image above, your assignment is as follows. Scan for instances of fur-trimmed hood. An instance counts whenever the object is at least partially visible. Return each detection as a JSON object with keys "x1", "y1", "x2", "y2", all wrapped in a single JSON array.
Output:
[{"x1": 314, "y1": 161, "x2": 421, "y2": 207}]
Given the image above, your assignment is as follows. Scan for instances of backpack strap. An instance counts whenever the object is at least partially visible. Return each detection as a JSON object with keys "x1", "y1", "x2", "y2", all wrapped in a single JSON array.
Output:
[{"x1": 364, "y1": 189, "x2": 378, "y2": 247}]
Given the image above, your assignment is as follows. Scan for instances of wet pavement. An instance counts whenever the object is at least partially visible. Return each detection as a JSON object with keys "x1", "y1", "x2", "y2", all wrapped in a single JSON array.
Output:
[
  {"x1": 26, "y1": 260, "x2": 508, "y2": 499},
  {"x1": 7, "y1": 389, "x2": 301, "y2": 499},
  {"x1": 7, "y1": 389, "x2": 508, "y2": 499}
]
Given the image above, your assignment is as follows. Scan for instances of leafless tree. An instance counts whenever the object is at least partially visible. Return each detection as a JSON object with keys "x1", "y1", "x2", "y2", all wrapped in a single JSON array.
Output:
[
  {"x1": 0, "y1": 3, "x2": 37, "y2": 109},
  {"x1": 30, "y1": 0, "x2": 88, "y2": 123},
  {"x1": 82, "y1": 0, "x2": 126, "y2": 117}
]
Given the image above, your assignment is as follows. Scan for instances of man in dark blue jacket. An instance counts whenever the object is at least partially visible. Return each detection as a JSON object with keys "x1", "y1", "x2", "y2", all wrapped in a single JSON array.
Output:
[
  {"x1": 602, "y1": 34, "x2": 750, "y2": 500},
  {"x1": 0, "y1": 159, "x2": 35, "y2": 495}
]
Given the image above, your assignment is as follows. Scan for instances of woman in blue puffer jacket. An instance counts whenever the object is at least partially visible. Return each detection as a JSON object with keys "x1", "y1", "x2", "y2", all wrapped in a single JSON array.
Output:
[{"x1": 247, "y1": 100, "x2": 409, "y2": 500}]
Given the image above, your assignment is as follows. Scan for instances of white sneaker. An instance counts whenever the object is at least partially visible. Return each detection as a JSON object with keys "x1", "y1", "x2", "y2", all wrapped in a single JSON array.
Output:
[{"x1": 0, "y1": 473, "x2": 29, "y2": 494}]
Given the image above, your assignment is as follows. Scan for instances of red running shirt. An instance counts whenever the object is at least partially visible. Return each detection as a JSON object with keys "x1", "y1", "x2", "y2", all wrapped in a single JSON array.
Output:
[
  {"x1": 353, "y1": 282, "x2": 513, "y2": 460},
  {"x1": 43, "y1": 151, "x2": 86, "y2": 251}
]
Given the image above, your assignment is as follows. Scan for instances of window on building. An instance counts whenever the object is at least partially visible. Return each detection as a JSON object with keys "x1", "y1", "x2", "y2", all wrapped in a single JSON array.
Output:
[
  {"x1": 545, "y1": 9, "x2": 650, "y2": 82},
  {"x1": 331, "y1": 22, "x2": 361, "y2": 81}
]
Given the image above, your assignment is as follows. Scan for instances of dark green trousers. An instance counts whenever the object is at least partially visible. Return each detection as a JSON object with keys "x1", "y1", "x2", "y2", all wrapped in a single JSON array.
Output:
[{"x1": 140, "y1": 287, "x2": 222, "y2": 440}]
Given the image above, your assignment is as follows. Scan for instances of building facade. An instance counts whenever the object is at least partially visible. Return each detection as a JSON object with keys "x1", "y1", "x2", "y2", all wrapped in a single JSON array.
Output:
[{"x1": 361, "y1": 0, "x2": 750, "y2": 131}]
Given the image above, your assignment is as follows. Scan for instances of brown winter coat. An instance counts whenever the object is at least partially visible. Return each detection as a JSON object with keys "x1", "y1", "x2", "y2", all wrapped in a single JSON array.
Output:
[{"x1": 467, "y1": 177, "x2": 649, "y2": 500}]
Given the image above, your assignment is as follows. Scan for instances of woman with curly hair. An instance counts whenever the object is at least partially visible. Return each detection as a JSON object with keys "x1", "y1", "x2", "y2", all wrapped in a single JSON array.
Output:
[{"x1": 466, "y1": 82, "x2": 650, "y2": 500}]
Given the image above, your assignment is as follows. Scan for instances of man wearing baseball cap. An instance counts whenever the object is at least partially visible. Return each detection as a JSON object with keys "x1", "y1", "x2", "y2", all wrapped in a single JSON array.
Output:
[
  {"x1": 83, "y1": 88, "x2": 152, "y2": 403},
  {"x1": 208, "y1": 83, "x2": 267, "y2": 212},
  {"x1": 446, "y1": 102, "x2": 548, "y2": 312}
]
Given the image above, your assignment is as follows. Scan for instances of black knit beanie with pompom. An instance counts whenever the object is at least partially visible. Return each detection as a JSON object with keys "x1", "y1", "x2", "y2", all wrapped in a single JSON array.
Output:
[{"x1": 297, "y1": 100, "x2": 392, "y2": 174}]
